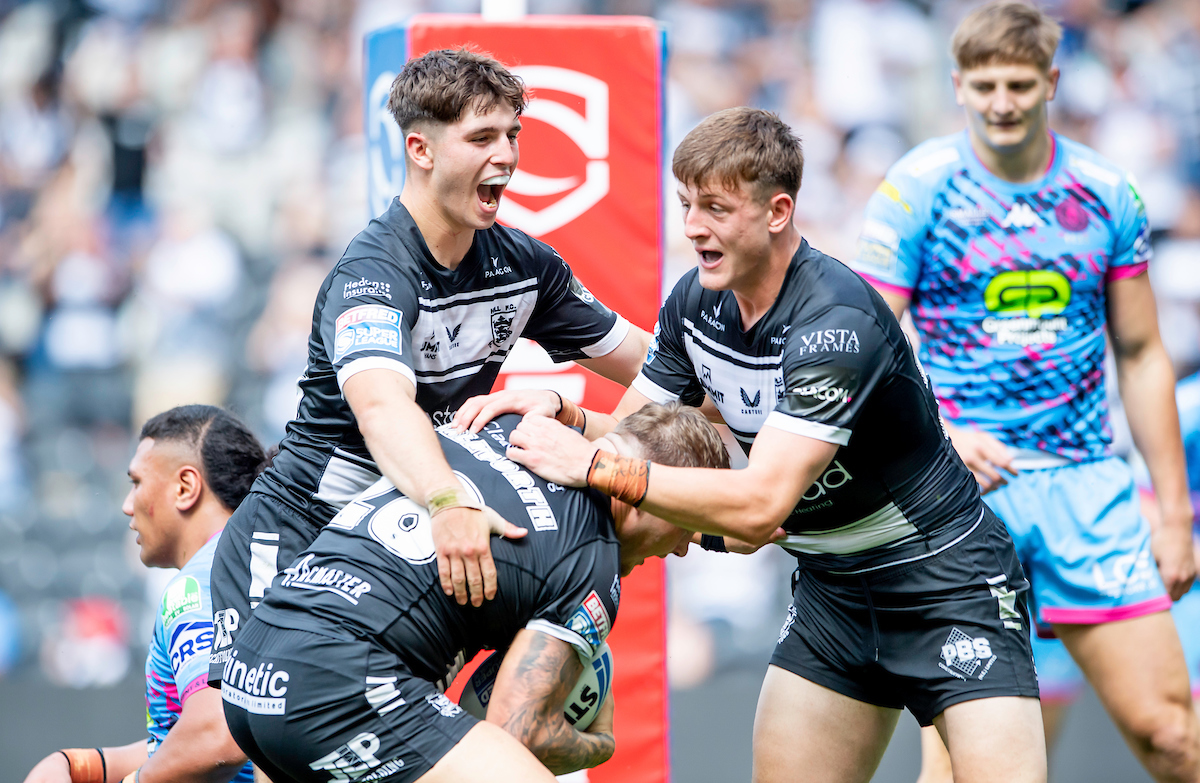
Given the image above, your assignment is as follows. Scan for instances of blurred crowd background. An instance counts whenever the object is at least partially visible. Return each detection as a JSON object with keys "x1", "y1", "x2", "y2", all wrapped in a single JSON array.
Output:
[{"x1": 0, "y1": 0, "x2": 1198, "y2": 703}]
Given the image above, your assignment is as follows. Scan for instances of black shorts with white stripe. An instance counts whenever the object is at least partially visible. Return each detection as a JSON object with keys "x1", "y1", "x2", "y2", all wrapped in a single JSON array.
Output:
[
  {"x1": 770, "y1": 506, "x2": 1039, "y2": 726},
  {"x1": 222, "y1": 617, "x2": 476, "y2": 783}
]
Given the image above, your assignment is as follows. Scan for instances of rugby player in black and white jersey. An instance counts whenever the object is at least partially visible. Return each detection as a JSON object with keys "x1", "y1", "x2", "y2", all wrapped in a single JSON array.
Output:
[
  {"x1": 208, "y1": 49, "x2": 650, "y2": 687},
  {"x1": 220, "y1": 405, "x2": 733, "y2": 783},
  {"x1": 460, "y1": 108, "x2": 1047, "y2": 783}
]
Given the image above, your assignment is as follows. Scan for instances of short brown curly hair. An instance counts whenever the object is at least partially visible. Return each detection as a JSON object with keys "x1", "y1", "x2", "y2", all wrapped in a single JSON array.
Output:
[{"x1": 387, "y1": 48, "x2": 526, "y2": 133}]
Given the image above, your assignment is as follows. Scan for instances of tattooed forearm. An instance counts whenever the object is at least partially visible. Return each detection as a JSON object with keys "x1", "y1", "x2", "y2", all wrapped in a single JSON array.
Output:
[{"x1": 492, "y1": 631, "x2": 616, "y2": 774}]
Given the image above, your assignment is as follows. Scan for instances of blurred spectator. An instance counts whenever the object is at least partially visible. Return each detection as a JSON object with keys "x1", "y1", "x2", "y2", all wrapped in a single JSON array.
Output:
[{"x1": 1, "y1": 0, "x2": 1199, "y2": 690}]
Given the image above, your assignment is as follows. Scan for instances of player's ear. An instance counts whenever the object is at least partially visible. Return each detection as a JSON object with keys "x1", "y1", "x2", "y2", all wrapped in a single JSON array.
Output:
[
  {"x1": 1045, "y1": 66, "x2": 1060, "y2": 102},
  {"x1": 951, "y1": 70, "x2": 964, "y2": 106},
  {"x1": 766, "y1": 191, "x2": 794, "y2": 235},
  {"x1": 175, "y1": 464, "x2": 203, "y2": 512},
  {"x1": 405, "y1": 129, "x2": 435, "y2": 172}
]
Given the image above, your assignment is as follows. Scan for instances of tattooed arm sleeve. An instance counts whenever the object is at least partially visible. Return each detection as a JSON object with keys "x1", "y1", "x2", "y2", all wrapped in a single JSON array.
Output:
[{"x1": 485, "y1": 628, "x2": 615, "y2": 774}]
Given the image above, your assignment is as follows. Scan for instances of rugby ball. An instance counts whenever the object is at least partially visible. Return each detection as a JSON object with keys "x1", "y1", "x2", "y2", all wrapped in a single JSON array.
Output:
[{"x1": 459, "y1": 642, "x2": 614, "y2": 730}]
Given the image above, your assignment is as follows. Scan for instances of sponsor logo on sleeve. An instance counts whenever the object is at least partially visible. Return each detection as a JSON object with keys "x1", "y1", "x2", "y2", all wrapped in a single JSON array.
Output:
[
  {"x1": 938, "y1": 628, "x2": 996, "y2": 681},
  {"x1": 168, "y1": 620, "x2": 215, "y2": 674},
  {"x1": 569, "y1": 275, "x2": 597, "y2": 304},
  {"x1": 567, "y1": 589, "x2": 612, "y2": 649},
  {"x1": 161, "y1": 575, "x2": 203, "y2": 626},
  {"x1": 333, "y1": 306, "x2": 403, "y2": 362},
  {"x1": 425, "y1": 692, "x2": 463, "y2": 718},
  {"x1": 610, "y1": 573, "x2": 621, "y2": 609},
  {"x1": 645, "y1": 322, "x2": 660, "y2": 365},
  {"x1": 781, "y1": 368, "x2": 859, "y2": 417},
  {"x1": 343, "y1": 278, "x2": 392, "y2": 300},
  {"x1": 855, "y1": 219, "x2": 900, "y2": 272}
]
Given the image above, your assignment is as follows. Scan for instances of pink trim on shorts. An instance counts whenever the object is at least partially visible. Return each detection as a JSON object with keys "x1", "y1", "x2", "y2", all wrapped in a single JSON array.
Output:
[
  {"x1": 856, "y1": 273, "x2": 912, "y2": 298},
  {"x1": 1039, "y1": 685, "x2": 1083, "y2": 705},
  {"x1": 1041, "y1": 595, "x2": 1171, "y2": 625},
  {"x1": 180, "y1": 674, "x2": 210, "y2": 705},
  {"x1": 1105, "y1": 262, "x2": 1148, "y2": 283}
]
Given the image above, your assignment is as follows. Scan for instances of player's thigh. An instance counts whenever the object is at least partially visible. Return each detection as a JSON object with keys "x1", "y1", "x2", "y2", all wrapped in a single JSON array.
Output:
[
  {"x1": 916, "y1": 725, "x2": 954, "y2": 783},
  {"x1": 1055, "y1": 611, "x2": 1194, "y2": 728},
  {"x1": 1170, "y1": 584, "x2": 1200, "y2": 706},
  {"x1": 418, "y1": 721, "x2": 556, "y2": 783},
  {"x1": 934, "y1": 696, "x2": 1046, "y2": 783},
  {"x1": 752, "y1": 664, "x2": 900, "y2": 783}
]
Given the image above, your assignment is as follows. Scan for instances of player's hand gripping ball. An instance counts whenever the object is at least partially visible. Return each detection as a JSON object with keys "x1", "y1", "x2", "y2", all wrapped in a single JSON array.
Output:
[{"x1": 459, "y1": 642, "x2": 614, "y2": 730}]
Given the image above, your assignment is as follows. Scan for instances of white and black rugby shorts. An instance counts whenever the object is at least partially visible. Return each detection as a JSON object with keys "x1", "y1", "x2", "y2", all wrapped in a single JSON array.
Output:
[{"x1": 772, "y1": 506, "x2": 1039, "y2": 726}]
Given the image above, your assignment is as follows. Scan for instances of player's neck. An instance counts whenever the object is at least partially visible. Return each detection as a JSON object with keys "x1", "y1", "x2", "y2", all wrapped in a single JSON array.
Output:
[
  {"x1": 733, "y1": 228, "x2": 801, "y2": 331},
  {"x1": 400, "y1": 191, "x2": 475, "y2": 271},
  {"x1": 172, "y1": 507, "x2": 229, "y2": 570},
  {"x1": 967, "y1": 127, "x2": 1054, "y2": 184}
]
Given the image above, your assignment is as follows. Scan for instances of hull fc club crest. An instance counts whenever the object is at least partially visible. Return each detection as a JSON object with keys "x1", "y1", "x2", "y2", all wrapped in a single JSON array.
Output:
[{"x1": 490, "y1": 303, "x2": 517, "y2": 347}]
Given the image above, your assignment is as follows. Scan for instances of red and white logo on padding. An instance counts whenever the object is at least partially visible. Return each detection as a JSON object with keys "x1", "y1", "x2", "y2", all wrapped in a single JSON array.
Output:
[{"x1": 501, "y1": 66, "x2": 610, "y2": 237}]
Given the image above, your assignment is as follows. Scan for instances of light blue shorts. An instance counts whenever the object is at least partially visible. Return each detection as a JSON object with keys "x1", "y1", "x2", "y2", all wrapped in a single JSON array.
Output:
[
  {"x1": 1029, "y1": 584, "x2": 1200, "y2": 700},
  {"x1": 987, "y1": 456, "x2": 1170, "y2": 626}
]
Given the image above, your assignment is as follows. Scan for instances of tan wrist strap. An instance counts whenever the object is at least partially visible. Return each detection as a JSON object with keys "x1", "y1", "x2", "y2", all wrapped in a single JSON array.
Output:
[
  {"x1": 586, "y1": 451, "x2": 651, "y2": 507},
  {"x1": 61, "y1": 748, "x2": 106, "y2": 783},
  {"x1": 554, "y1": 392, "x2": 587, "y2": 430},
  {"x1": 426, "y1": 487, "x2": 484, "y2": 517}
]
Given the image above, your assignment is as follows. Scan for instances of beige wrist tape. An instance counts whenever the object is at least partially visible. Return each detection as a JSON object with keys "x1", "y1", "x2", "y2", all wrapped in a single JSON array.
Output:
[{"x1": 425, "y1": 487, "x2": 484, "y2": 517}]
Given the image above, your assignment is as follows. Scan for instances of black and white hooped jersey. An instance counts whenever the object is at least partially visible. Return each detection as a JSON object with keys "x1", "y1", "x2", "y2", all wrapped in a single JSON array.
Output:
[
  {"x1": 257, "y1": 199, "x2": 627, "y2": 524},
  {"x1": 247, "y1": 414, "x2": 621, "y2": 687},
  {"x1": 633, "y1": 240, "x2": 983, "y2": 573}
]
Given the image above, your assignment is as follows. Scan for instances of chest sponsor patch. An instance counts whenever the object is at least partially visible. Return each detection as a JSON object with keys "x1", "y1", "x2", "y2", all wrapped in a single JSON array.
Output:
[
  {"x1": 333, "y1": 305, "x2": 403, "y2": 362},
  {"x1": 162, "y1": 576, "x2": 203, "y2": 627}
]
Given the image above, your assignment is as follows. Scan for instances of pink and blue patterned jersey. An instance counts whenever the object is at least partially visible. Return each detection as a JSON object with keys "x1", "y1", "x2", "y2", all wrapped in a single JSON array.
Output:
[
  {"x1": 851, "y1": 131, "x2": 1151, "y2": 461},
  {"x1": 145, "y1": 532, "x2": 253, "y2": 782}
]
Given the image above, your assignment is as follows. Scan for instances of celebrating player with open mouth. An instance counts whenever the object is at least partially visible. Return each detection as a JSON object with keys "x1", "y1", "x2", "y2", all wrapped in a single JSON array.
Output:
[
  {"x1": 207, "y1": 47, "x2": 651, "y2": 695},
  {"x1": 462, "y1": 106, "x2": 1048, "y2": 783}
]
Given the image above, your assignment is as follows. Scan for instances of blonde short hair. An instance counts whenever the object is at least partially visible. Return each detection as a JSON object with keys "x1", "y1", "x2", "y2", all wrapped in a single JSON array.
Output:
[
  {"x1": 672, "y1": 107, "x2": 803, "y2": 202},
  {"x1": 614, "y1": 402, "x2": 730, "y2": 470},
  {"x1": 951, "y1": 1, "x2": 1062, "y2": 73}
]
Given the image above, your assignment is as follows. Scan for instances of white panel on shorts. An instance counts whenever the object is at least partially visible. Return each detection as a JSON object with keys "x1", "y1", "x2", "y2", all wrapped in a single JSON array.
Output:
[{"x1": 778, "y1": 502, "x2": 918, "y2": 554}]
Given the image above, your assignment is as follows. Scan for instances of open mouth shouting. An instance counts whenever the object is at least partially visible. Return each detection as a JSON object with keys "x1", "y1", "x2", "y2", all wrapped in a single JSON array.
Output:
[
  {"x1": 697, "y1": 249, "x2": 724, "y2": 268},
  {"x1": 478, "y1": 174, "x2": 511, "y2": 211}
]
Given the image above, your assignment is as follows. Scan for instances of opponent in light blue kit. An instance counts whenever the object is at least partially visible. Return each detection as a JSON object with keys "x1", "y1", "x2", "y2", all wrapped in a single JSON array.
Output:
[
  {"x1": 145, "y1": 533, "x2": 252, "y2": 782},
  {"x1": 1030, "y1": 372, "x2": 1200, "y2": 738},
  {"x1": 21, "y1": 406, "x2": 266, "y2": 783},
  {"x1": 851, "y1": 3, "x2": 1199, "y2": 781}
]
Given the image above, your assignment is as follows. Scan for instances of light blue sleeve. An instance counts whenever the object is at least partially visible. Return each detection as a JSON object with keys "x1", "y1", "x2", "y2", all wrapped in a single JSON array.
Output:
[
  {"x1": 160, "y1": 573, "x2": 216, "y2": 704},
  {"x1": 1109, "y1": 172, "x2": 1152, "y2": 274},
  {"x1": 850, "y1": 167, "x2": 929, "y2": 295}
]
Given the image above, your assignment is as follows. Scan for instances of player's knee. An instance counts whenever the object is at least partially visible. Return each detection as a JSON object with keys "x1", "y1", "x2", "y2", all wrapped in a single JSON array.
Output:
[{"x1": 1135, "y1": 704, "x2": 1200, "y2": 778}]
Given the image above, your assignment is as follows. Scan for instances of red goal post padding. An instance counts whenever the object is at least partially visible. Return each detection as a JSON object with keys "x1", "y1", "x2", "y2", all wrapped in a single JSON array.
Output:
[{"x1": 364, "y1": 16, "x2": 668, "y2": 783}]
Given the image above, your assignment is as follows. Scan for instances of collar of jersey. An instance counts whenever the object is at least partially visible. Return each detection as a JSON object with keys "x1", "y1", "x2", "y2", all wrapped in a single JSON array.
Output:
[{"x1": 957, "y1": 130, "x2": 1064, "y2": 197}]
